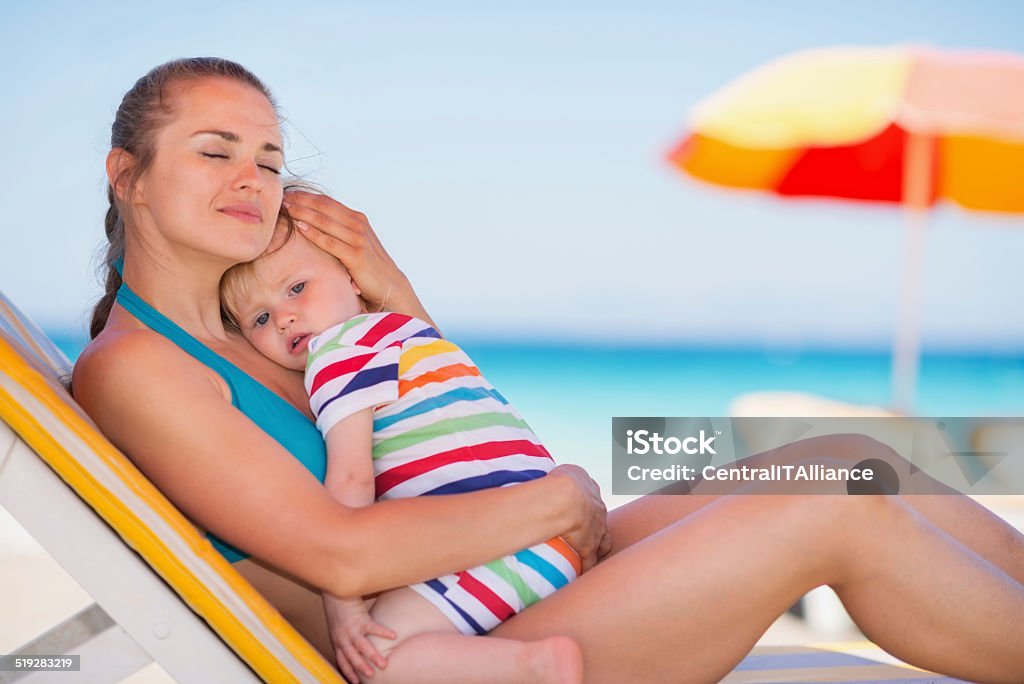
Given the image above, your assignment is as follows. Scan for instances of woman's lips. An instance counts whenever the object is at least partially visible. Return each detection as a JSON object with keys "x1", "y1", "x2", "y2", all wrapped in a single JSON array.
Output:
[{"x1": 219, "y1": 204, "x2": 263, "y2": 224}]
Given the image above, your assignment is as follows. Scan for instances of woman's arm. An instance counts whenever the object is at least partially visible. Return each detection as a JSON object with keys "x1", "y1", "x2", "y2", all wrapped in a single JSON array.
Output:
[
  {"x1": 73, "y1": 329, "x2": 603, "y2": 598},
  {"x1": 282, "y1": 191, "x2": 440, "y2": 330}
]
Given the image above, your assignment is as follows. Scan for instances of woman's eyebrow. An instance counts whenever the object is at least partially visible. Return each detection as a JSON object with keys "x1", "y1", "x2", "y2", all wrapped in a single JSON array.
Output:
[{"x1": 191, "y1": 129, "x2": 283, "y2": 154}]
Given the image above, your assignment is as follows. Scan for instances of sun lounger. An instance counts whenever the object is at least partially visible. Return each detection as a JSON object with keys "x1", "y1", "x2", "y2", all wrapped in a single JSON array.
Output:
[
  {"x1": 0, "y1": 291, "x2": 964, "y2": 683},
  {"x1": 0, "y1": 290, "x2": 342, "y2": 683}
]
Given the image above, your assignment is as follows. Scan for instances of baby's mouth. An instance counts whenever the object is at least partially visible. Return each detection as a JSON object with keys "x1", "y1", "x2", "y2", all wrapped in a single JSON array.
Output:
[{"x1": 290, "y1": 333, "x2": 309, "y2": 353}]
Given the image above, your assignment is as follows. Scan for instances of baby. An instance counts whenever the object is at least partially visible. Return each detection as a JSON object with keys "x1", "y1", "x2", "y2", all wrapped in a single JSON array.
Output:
[{"x1": 220, "y1": 219, "x2": 583, "y2": 684}]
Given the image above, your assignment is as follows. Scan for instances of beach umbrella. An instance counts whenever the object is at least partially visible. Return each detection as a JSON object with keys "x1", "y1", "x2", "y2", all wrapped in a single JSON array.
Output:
[{"x1": 669, "y1": 45, "x2": 1024, "y2": 411}]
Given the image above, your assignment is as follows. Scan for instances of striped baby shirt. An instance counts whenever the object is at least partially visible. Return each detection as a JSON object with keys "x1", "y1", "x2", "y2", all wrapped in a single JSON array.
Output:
[
  {"x1": 304, "y1": 312, "x2": 556, "y2": 500},
  {"x1": 303, "y1": 312, "x2": 580, "y2": 634}
]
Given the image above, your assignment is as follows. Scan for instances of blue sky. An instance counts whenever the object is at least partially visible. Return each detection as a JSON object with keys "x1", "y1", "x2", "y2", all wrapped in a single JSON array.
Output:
[{"x1": 2, "y1": 1, "x2": 1023, "y2": 350}]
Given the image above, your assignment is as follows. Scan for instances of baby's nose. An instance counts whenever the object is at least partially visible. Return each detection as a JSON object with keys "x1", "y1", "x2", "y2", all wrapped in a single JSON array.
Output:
[{"x1": 276, "y1": 312, "x2": 296, "y2": 332}]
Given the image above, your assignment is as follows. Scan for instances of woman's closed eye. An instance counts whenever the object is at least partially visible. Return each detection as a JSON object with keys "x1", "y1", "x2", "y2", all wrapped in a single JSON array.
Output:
[{"x1": 201, "y1": 152, "x2": 280, "y2": 175}]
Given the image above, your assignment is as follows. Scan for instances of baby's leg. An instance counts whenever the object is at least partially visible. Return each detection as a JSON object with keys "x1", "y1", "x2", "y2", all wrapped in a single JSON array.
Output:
[{"x1": 365, "y1": 586, "x2": 582, "y2": 684}]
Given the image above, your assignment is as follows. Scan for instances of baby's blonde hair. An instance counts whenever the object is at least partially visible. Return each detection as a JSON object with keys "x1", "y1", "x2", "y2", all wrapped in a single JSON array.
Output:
[
  {"x1": 221, "y1": 206, "x2": 300, "y2": 330},
  {"x1": 220, "y1": 204, "x2": 366, "y2": 331}
]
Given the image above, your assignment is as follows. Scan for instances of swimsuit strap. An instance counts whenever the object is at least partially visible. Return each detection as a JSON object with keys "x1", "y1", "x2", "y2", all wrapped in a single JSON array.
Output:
[
  {"x1": 114, "y1": 280, "x2": 327, "y2": 562},
  {"x1": 115, "y1": 282, "x2": 246, "y2": 402},
  {"x1": 111, "y1": 261, "x2": 258, "y2": 406}
]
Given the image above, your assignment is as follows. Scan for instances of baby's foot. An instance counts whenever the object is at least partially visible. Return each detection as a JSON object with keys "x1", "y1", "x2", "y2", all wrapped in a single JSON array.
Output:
[{"x1": 522, "y1": 636, "x2": 584, "y2": 684}]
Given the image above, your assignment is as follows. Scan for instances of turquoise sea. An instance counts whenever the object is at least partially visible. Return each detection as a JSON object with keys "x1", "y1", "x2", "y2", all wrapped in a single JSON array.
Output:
[{"x1": 49, "y1": 328, "x2": 1024, "y2": 495}]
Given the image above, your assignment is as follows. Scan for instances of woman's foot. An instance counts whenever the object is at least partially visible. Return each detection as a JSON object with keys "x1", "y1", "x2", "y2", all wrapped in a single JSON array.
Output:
[{"x1": 522, "y1": 636, "x2": 584, "y2": 684}]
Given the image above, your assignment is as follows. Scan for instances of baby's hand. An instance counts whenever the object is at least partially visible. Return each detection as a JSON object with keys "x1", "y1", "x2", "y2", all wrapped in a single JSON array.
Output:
[{"x1": 324, "y1": 595, "x2": 397, "y2": 681}]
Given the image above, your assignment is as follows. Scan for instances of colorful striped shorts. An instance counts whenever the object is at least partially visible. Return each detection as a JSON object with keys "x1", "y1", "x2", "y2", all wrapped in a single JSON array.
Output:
[{"x1": 409, "y1": 536, "x2": 582, "y2": 635}]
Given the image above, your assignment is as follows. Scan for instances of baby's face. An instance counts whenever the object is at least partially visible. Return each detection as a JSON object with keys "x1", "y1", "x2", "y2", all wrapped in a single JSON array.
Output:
[{"x1": 231, "y1": 234, "x2": 364, "y2": 370}]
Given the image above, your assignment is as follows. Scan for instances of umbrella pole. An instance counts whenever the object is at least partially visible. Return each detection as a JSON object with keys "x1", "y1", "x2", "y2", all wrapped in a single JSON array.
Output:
[{"x1": 891, "y1": 132, "x2": 934, "y2": 413}]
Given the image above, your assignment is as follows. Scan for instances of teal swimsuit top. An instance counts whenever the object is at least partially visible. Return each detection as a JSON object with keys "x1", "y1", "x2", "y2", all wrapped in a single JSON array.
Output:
[{"x1": 115, "y1": 282, "x2": 327, "y2": 562}]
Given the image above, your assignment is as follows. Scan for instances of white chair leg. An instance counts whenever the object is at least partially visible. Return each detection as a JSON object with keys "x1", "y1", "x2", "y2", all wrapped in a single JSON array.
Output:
[
  {"x1": 1, "y1": 604, "x2": 150, "y2": 683},
  {"x1": 0, "y1": 423, "x2": 260, "y2": 683}
]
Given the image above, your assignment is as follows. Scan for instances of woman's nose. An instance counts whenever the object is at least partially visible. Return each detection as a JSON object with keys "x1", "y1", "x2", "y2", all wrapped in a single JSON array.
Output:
[{"x1": 233, "y1": 159, "x2": 265, "y2": 192}]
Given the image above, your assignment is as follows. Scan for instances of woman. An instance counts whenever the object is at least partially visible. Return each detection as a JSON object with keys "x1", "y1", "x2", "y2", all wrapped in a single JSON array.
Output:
[{"x1": 73, "y1": 58, "x2": 1024, "y2": 683}]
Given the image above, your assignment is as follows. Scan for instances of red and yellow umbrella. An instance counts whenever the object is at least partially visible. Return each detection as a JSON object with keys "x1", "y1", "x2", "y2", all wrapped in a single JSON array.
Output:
[{"x1": 669, "y1": 45, "x2": 1024, "y2": 410}]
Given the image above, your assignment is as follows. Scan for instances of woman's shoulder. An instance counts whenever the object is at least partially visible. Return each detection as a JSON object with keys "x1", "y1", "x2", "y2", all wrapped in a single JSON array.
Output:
[
  {"x1": 73, "y1": 324, "x2": 229, "y2": 408},
  {"x1": 76, "y1": 324, "x2": 176, "y2": 380}
]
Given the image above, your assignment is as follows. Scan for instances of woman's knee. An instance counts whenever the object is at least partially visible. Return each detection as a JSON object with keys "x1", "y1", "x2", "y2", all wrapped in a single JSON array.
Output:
[
  {"x1": 745, "y1": 433, "x2": 902, "y2": 472},
  {"x1": 753, "y1": 485, "x2": 906, "y2": 537},
  {"x1": 802, "y1": 433, "x2": 899, "y2": 464}
]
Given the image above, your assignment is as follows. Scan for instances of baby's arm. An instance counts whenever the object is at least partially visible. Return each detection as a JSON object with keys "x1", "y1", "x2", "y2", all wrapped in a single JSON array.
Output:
[
  {"x1": 323, "y1": 408, "x2": 376, "y2": 509},
  {"x1": 322, "y1": 409, "x2": 397, "y2": 680}
]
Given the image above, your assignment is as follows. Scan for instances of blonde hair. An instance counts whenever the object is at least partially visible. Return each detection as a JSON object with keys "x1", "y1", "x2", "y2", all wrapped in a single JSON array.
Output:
[
  {"x1": 219, "y1": 261, "x2": 261, "y2": 331},
  {"x1": 220, "y1": 205, "x2": 367, "y2": 331},
  {"x1": 219, "y1": 211, "x2": 296, "y2": 330}
]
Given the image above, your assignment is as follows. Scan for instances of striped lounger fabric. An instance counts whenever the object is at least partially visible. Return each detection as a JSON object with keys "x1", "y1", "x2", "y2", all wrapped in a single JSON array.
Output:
[{"x1": 727, "y1": 645, "x2": 968, "y2": 683}]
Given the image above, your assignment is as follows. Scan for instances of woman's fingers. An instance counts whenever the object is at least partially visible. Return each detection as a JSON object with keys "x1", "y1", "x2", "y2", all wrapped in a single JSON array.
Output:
[
  {"x1": 285, "y1": 207, "x2": 364, "y2": 253},
  {"x1": 598, "y1": 529, "x2": 614, "y2": 560},
  {"x1": 286, "y1": 205, "x2": 366, "y2": 243},
  {"x1": 293, "y1": 214, "x2": 363, "y2": 244},
  {"x1": 284, "y1": 195, "x2": 365, "y2": 243},
  {"x1": 295, "y1": 220, "x2": 359, "y2": 263},
  {"x1": 549, "y1": 464, "x2": 609, "y2": 572},
  {"x1": 282, "y1": 191, "x2": 405, "y2": 308},
  {"x1": 285, "y1": 189, "x2": 366, "y2": 225}
]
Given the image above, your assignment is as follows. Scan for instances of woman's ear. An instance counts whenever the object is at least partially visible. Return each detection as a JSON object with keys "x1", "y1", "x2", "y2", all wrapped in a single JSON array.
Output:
[{"x1": 105, "y1": 148, "x2": 136, "y2": 203}]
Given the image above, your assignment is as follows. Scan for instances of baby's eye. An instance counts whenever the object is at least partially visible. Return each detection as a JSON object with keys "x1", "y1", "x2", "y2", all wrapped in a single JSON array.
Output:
[
  {"x1": 254, "y1": 312, "x2": 270, "y2": 328},
  {"x1": 290, "y1": 282, "x2": 305, "y2": 295}
]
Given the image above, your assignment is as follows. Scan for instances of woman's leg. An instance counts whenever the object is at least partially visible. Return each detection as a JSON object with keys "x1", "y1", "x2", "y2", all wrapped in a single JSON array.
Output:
[
  {"x1": 491, "y1": 490, "x2": 1024, "y2": 683},
  {"x1": 612, "y1": 435, "x2": 1024, "y2": 584},
  {"x1": 237, "y1": 434, "x2": 1024, "y2": 679}
]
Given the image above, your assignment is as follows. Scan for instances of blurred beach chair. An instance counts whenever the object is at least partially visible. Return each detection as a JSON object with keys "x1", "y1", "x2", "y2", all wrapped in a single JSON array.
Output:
[
  {"x1": 0, "y1": 292, "x2": 966, "y2": 683},
  {"x1": 0, "y1": 291, "x2": 342, "y2": 683},
  {"x1": 730, "y1": 390, "x2": 1024, "y2": 499},
  {"x1": 721, "y1": 645, "x2": 968, "y2": 683}
]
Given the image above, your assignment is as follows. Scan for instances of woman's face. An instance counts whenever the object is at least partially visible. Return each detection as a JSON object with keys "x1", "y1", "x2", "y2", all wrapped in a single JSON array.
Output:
[{"x1": 130, "y1": 77, "x2": 284, "y2": 266}]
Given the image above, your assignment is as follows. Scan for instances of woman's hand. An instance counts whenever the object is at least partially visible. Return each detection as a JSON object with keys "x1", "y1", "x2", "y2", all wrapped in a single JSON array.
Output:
[
  {"x1": 283, "y1": 191, "x2": 438, "y2": 328},
  {"x1": 548, "y1": 464, "x2": 611, "y2": 572},
  {"x1": 323, "y1": 593, "x2": 396, "y2": 682}
]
